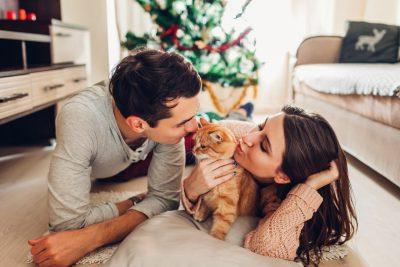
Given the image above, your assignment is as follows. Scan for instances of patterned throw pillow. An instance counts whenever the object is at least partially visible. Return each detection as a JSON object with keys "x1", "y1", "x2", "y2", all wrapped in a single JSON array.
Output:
[{"x1": 339, "y1": 21, "x2": 400, "y2": 63}]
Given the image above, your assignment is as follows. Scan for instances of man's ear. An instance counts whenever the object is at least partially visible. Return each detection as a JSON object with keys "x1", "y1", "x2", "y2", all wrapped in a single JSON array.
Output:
[
  {"x1": 125, "y1": 116, "x2": 147, "y2": 133},
  {"x1": 274, "y1": 171, "x2": 290, "y2": 184}
]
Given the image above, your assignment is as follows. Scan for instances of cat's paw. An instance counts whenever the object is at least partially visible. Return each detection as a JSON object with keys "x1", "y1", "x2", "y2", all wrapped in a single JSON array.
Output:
[
  {"x1": 194, "y1": 213, "x2": 208, "y2": 222},
  {"x1": 210, "y1": 230, "x2": 227, "y2": 240},
  {"x1": 194, "y1": 203, "x2": 210, "y2": 222},
  {"x1": 194, "y1": 210, "x2": 210, "y2": 222}
]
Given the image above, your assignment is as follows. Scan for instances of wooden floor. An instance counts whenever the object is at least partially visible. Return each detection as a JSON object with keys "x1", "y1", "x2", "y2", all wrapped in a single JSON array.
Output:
[{"x1": 0, "y1": 145, "x2": 399, "y2": 267}]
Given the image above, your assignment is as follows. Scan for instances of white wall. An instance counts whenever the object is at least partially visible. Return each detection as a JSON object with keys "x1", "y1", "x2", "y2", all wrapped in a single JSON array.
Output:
[
  {"x1": 331, "y1": 0, "x2": 366, "y2": 35},
  {"x1": 364, "y1": 0, "x2": 399, "y2": 25},
  {"x1": 60, "y1": 0, "x2": 109, "y2": 84},
  {"x1": 106, "y1": 0, "x2": 121, "y2": 73},
  {"x1": 332, "y1": 0, "x2": 400, "y2": 36},
  {"x1": 61, "y1": 0, "x2": 153, "y2": 85}
]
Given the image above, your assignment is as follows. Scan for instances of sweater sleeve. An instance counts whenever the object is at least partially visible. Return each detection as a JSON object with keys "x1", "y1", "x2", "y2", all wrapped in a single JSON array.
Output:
[
  {"x1": 48, "y1": 102, "x2": 119, "y2": 232},
  {"x1": 129, "y1": 139, "x2": 185, "y2": 218},
  {"x1": 180, "y1": 178, "x2": 203, "y2": 215},
  {"x1": 244, "y1": 183, "x2": 323, "y2": 260}
]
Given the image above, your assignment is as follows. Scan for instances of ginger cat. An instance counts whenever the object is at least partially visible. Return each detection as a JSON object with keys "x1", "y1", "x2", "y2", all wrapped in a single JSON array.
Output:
[{"x1": 191, "y1": 117, "x2": 259, "y2": 240}]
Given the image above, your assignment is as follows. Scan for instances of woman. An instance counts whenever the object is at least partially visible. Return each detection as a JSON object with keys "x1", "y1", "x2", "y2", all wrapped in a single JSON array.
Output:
[{"x1": 182, "y1": 105, "x2": 357, "y2": 265}]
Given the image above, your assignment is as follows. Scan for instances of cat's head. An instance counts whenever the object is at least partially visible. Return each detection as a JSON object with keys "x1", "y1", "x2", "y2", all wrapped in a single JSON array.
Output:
[{"x1": 192, "y1": 118, "x2": 237, "y2": 160}]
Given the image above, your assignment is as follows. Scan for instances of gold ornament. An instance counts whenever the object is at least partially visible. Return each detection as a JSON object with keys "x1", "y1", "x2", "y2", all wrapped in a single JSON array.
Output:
[
  {"x1": 202, "y1": 79, "x2": 258, "y2": 115},
  {"x1": 195, "y1": 40, "x2": 207, "y2": 49},
  {"x1": 144, "y1": 4, "x2": 151, "y2": 11},
  {"x1": 201, "y1": 28, "x2": 210, "y2": 43}
]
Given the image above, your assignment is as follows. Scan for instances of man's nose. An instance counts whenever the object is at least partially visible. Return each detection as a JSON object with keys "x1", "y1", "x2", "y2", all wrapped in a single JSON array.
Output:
[{"x1": 185, "y1": 118, "x2": 199, "y2": 133}]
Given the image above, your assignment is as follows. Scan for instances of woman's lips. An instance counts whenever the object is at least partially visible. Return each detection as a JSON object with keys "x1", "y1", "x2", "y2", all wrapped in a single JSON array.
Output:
[{"x1": 236, "y1": 143, "x2": 243, "y2": 153}]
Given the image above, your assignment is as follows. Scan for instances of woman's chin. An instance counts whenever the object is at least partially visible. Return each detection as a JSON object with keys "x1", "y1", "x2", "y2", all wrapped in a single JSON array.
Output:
[{"x1": 233, "y1": 152, "x2": 241, "y2": 164}]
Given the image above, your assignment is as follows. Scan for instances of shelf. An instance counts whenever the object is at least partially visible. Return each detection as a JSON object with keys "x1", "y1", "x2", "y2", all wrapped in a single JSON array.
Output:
[
  {"x1": 0, "y1": 63, "x2": 84, "y2": 78},
  {"x1": 0, "y1": 30, "x2": 50, "y2": 42}
]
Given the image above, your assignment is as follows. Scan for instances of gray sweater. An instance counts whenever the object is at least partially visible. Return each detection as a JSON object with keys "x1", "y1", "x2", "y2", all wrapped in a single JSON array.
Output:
[{"x1": 48, "y1": 84, "x2": 184, "y2": 232}]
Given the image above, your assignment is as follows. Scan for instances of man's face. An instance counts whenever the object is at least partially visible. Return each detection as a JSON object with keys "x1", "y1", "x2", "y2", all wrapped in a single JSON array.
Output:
[{"x1": 144, "y1": 94, "x2": 200, "y2": 144}]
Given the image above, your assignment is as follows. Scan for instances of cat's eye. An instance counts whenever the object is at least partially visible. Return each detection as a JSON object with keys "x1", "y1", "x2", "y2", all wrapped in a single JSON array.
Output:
[{"x1": 200, "y1": 145, "x2": 206, "y2": 149}]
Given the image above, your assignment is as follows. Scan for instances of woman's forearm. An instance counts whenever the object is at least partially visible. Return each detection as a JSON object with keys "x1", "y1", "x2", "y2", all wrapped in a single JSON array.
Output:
[{"x1": 245, "y1": 183, "x2": 323, "y2": 260}]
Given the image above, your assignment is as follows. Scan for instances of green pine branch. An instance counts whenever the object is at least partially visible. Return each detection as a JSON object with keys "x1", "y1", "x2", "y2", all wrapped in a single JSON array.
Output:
[{"x1": 122, "y1": 0, "x2": 263, "y2": 88}]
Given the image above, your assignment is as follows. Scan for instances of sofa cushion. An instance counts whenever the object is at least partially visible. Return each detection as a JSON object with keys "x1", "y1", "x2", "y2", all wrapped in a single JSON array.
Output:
[
  {"x1": 293, "y1": 63, "x2": 400, "y2": 97},
  {"x1": 339, "y1": 21, "x2": 399, "y2": 63}
]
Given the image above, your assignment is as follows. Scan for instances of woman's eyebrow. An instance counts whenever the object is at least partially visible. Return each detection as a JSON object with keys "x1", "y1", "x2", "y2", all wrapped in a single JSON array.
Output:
[{"x1": 263, "y1": 116, "x2": 269, "y2": 127}]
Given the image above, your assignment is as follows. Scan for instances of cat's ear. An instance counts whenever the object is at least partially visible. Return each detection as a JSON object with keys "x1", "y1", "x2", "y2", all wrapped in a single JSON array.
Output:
[
  {"x1": 199, "y1": 117, "x2": 209, "y2": 128},
  {"x1": 210, "y1": 131, "x2": 223, "y2": 143}
]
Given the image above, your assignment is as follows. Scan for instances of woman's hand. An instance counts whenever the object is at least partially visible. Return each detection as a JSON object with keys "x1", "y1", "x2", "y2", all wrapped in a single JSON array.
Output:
[
  {"x1": 183, "y1": 158, "x2": 238, "y2": 202},
  {"x1": 305, "y1": 161, "x2": 339, "y2": 190}
]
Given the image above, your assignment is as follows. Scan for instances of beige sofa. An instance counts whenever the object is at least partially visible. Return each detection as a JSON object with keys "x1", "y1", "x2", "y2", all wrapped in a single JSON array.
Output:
[{"x1": 292, "y1": 36, "x2": 400, "y2": 187}]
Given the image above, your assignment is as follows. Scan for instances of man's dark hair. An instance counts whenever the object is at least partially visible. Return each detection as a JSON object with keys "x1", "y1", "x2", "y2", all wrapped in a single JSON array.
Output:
[{"x1": 109, "y1": 47, "x2": 201, "y2": 127}]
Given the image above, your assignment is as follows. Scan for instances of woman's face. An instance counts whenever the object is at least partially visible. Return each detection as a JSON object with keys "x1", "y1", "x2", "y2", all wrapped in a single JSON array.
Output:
[{"x1": 233, "y1": 113, "x2": 286, "y2": 183}]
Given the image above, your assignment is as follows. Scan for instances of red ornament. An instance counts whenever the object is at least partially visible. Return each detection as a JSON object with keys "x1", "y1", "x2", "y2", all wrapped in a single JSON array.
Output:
[
  {"x1": 27, "y1": 12, "x2": 37, "y2": 21},
  {"x1": 19, "y1": 9, "x2": 27, "y2": 20},
  {"x1": 160, "y1": 24, "x2": 252, "y2": 53},
  {"x1": 6, "y1": 10, "x2": 17, "y2": 20}
]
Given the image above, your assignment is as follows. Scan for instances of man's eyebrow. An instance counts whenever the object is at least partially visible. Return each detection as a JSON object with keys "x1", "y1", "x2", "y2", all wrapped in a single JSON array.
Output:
[{"x1": 177, "y1": 115, "x2": 195, "y2": 126}]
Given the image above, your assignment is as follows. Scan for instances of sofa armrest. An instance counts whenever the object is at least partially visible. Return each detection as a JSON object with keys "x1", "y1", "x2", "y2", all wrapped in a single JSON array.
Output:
[{"x1": 296, "y1": 36, "x2": 343, "y2": 66}]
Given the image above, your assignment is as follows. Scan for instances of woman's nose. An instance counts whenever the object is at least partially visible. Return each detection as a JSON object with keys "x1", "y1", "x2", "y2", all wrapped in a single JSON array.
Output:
[{"x1": 242, "y1": 134, "x2": 254, "y2": 147}]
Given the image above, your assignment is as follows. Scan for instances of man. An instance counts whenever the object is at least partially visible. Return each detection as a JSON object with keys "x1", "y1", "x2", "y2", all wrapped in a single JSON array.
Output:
[{"x1": 28, "y1": 48, "x2": 202, "y2": 266}]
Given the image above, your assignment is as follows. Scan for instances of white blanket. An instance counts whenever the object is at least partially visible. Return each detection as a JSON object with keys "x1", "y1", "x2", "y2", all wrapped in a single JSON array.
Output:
[{"x1": 294, "y1": 63, "x2": 400, "y2": 97}]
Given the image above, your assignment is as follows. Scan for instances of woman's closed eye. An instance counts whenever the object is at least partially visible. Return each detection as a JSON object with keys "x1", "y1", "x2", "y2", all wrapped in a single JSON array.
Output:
[
  {"x1": 260, "y1": 142, "x2": 267, "y2": 153},
  {"x1": 258, "y1": 117, "x2": 270, "y2": 154}
]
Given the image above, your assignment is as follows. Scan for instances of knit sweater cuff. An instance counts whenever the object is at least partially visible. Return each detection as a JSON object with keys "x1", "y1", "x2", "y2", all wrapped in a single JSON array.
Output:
[
  {"x1": 180, "y1": 178, "x2": 204, "y2": 215},
  {"x1": 288, "y1": 183, "x2": 323, "y2": 211}
]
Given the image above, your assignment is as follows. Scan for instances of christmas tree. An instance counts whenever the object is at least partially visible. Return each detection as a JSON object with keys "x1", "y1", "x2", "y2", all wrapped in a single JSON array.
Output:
[{"x1": 122, "y1": 0, "x2": 262, "y2": 113}]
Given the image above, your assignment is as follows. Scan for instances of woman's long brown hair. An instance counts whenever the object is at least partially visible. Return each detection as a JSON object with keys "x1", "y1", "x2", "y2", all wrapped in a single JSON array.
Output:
[{"x1": 277, "y1": 105, "x2": 357, "y2": 266}]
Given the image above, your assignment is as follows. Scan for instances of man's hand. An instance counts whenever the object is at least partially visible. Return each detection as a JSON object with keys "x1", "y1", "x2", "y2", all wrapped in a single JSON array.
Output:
[
  {"x1": 28, "y1": 228, "x2": 95, "y2": 267},
  {"x1": 28, "y1": 210, "x2": 147, "y2": 267},
  {"x1": 305, "y1": 161, "x2": 339, "y2": 190}
]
